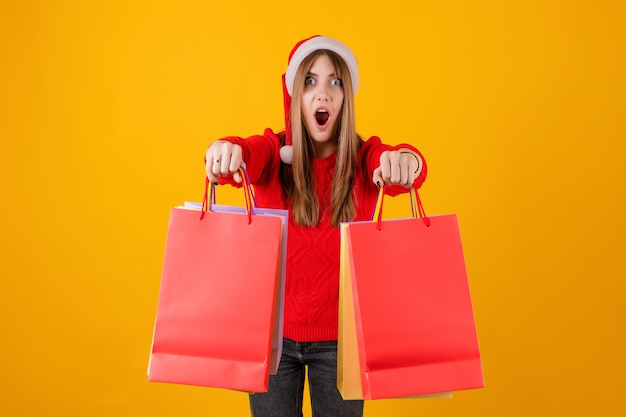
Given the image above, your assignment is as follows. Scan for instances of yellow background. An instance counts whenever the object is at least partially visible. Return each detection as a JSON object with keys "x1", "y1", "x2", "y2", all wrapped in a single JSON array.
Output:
[{"x1": 1, "y1": 0, "x2": 624, "y2": 416}]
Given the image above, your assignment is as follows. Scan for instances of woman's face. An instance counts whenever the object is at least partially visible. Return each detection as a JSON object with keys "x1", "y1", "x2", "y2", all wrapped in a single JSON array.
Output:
[{"x1": 300, "y1": 53, "x2": 344, "y2": 158}]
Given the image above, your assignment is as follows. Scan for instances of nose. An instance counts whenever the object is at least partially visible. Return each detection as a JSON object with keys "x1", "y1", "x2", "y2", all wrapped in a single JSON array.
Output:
[
  {"x1": 316, "y1": 94, "x2": 329, "y2": 102},
  {"x1": 316, "y1": 84, "x2": 330, "y2": 101}
]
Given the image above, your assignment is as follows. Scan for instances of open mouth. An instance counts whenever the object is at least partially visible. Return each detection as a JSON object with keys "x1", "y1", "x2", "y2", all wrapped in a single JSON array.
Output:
[{"x1": 315, "y1": 109, "x2": 329, "y2": 126}]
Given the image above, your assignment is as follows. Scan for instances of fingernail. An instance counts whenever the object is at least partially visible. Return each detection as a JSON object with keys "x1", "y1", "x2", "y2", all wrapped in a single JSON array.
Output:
[
  {"x1": 213, "y1": 182, "x2": 219, "y2": 186},
  {"x1": 376, "y1": 181, "x2": 381, "y2": 187}
]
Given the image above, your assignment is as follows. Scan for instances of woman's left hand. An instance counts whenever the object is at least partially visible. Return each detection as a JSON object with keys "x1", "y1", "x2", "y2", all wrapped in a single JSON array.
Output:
[{"x1": 373, "y1": 150, "x2": 422, "y2": 188}]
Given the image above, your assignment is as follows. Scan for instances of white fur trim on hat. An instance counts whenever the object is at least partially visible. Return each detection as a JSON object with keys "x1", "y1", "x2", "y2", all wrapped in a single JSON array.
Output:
[{"x1": 285, "y1": 36, "x2": 359, "y2": 97}]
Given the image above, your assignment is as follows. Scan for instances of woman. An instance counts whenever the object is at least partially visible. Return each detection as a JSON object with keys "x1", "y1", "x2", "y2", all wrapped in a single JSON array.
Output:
[{"x1": 205, "y1": 36, "x2": 427, "y2": 417}]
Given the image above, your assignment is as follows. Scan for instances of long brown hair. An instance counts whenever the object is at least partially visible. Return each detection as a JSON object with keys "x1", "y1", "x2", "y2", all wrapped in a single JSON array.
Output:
[{"x1": 280, "y1": 50, "x2": 362, "y2": 227}]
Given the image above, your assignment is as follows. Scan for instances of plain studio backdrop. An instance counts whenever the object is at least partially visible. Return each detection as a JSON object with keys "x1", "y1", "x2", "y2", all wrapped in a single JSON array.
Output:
[{"x1": 1, "y1": 1, "x2": 624, "y2": 416}]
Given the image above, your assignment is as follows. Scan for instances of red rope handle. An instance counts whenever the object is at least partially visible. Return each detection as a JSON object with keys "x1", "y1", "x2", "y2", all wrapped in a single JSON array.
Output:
[
  {"x1": 240, "y1": 168, "x2": 253, "y2": 224},
  {"x1": 200, "y1": 177, "x2": 210, "y2": 220},
  {"x1": 199, "y1": 167, "x2": 255, "y2": 224}
]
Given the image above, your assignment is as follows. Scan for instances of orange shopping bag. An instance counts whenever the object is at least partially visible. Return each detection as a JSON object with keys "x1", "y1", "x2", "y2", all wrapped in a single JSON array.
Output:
[
  {"x1": 339, "y1": 186, "x2": 484, "y2": 399},
  {"x1": 148, "y1": 170, "x2": 286, "y2": 392}
]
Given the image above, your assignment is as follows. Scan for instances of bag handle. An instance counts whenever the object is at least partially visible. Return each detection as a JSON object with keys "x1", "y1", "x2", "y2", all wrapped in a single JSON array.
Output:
[
  {"x1": 199, "y1": 167, "x2": 255, "y2": 224},
  {"x1": 373, "y1": 185, "x2": 431, "y2": 231},
  {"x1": 205, "y1": 166, "x2": 258, "y2": 209}
]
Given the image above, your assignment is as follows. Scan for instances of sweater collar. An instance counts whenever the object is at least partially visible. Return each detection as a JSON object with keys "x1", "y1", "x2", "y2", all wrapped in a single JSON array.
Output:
[{"x1": 311, "y1": 150, "x2": 338, "y2": 170}]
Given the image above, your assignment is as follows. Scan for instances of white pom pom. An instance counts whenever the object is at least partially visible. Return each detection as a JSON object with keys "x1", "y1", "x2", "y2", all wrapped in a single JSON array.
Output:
[{"x1": 279, "y1": 145, "x2": 293, "y2": 165}]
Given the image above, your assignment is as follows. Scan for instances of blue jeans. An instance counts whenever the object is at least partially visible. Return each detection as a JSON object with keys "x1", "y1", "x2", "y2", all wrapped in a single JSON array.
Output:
[{"x1": 249, "y1": 338, "x2": 364, "y2": 417}]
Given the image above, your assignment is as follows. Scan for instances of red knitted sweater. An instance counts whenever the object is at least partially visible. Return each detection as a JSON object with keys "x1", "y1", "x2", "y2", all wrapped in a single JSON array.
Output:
[{"x1": 220, "y1": 128, "x2": 427, "y2": 342}]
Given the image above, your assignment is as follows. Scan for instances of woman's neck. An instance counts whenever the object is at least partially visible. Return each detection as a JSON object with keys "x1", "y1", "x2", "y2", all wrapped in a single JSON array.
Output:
[{"x1": 311, "y1": 139, "x2": 338, "y2": 159}]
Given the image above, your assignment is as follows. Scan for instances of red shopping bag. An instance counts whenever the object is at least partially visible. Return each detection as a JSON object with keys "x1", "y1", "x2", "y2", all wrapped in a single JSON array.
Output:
[
  {"x1": 148, "y1": 170, "x2": 285, "y2": 392},
  {"x1": 203, "y1": 170, "x2": 287, "y2": 375},
  {"x1": 340, "y1": 186, "x2": 484, "y2": 399},
  {"x1": 338, "y1": 223, "x2": 452, "y2": 400}
]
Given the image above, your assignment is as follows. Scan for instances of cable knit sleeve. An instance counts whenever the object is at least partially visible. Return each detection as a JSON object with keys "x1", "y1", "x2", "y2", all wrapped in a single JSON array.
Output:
[
  {"x1": 214, "y1": 128, "x2": 283, "y2": 186},
  {"x1": 359, "y1": 136, "x2": 428, "y2": 196}
]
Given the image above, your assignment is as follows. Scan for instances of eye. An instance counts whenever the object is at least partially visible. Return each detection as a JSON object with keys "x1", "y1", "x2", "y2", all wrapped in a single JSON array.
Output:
[
  {"x1": 305, "y1": 76, "x2": 316, "y2": 86},
  {"x1": 330, "y1": 78, "x2": 343, "y2": 87}
]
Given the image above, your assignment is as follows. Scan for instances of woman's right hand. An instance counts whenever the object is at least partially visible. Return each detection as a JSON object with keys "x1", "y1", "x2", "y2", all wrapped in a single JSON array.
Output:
[{"x1": 205, "y1": 140, "x2": 244, "y2": 183}]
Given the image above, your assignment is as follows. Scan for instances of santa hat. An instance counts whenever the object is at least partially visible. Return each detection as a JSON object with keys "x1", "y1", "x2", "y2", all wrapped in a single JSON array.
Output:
[{"x1": 280, "y1": 36, "x2": 359, "y2": 164}]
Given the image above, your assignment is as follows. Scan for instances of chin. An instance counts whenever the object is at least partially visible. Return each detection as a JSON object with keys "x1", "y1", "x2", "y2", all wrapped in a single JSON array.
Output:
[
  {"x1": 310, "y1": 132, "x2": 333, "y2": 143},
  {"x1": 310, "y1": 124, "x2": 338, "y2": 142}
]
